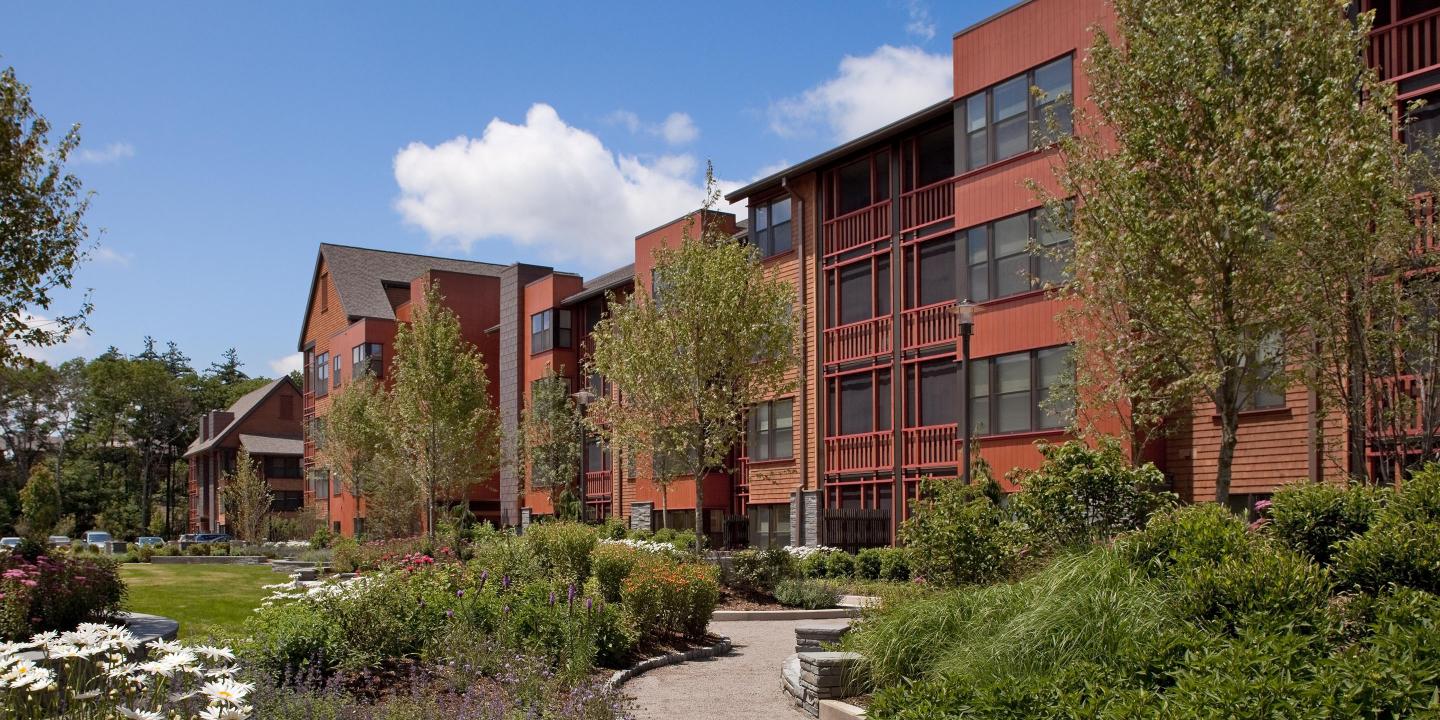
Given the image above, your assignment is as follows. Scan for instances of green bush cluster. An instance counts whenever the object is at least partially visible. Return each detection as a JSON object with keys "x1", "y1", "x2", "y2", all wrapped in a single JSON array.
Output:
[
  {"x1": 772, "y1": 578, "x2": 840, "y2": 609},
  {"x1": 855, "y1": 467, "x2": 1440, "y2": 719},
  {"x1": 899, "y1": 479, "x2": 1023, "y2": 587},
  {"x1": 1011, "y1": 439, "x2": 1174, "y2": 547},
  {"x1": 525, "y1": 522, "x2": 597, "y2": 584},
  {"x1": 619, "y1": 556, "x2": 718, "y2": 639},
  {"x1": 0, "y1": 550, "x2": 125, "y2": 640},
  {"x1": 725, "y1": 547, "x2": 796, "y2": 594}
]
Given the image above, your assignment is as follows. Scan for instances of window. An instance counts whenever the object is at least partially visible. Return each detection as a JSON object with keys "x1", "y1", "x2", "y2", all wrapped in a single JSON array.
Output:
[
  {"x1": 961, "y1": 206, "x2": 1072, "y2": 302},
  {"x1": 585, "y1": 436, "x2": 606, "y2": 473},
  {"x1": 906, "y1": 358, "x2": 958, "y2": 427},
  {"x1": 961, "y1": 55, "x2": 1074, "y2": 171},
  {"x1": 303, "y1": 351, "x2": 313, "y2": 393},
  {"x1": 969, "y1": 346, "x2": 1072, "y2": 436},
  {"x1": 271, "y1": 490, "x2": 304, "y2": 512},
  {"x1": 830, "y1": 151, "x2": 890, "y2": 217},
  {"x1": 1405, "y1": 92, "x2": 1440, "y2": 160},
  {"x1": 748, "y1": 503, "x2": 791, "y2": 549},
  {"x1": 751, "y1": 196, "x2": 793, "y2": 257},
  {"x1": 309, "y1": 469, "x2": 330, "y2": 498},
  {"x1": 314, "y1": 353, "x2": 330, "y2": 397},
  {"x1": 333, "y1": 354, "x2": 341, "y2": 389},
  {"x1": 832, "y1": 254, "x2": 890, "y2": 326},
  {"x1": 352, "y1": 342, "x2": 383, "y2": 379},
  {"x1": 831, "y1": 370, "x2": 891, "y2": 436},
  {"x1": 1240, "y1": 333, "x2": 1286, "y2": 411},
  {"x1": 747, "y1": 399, "x2": 794, "y2": 461},
  {"x1": 903, "y1": 125, "x2": 955, "y2": 191},
  {"x1": 910, "y1": 235, "x2": 956, "y2": 308},
  {"x1": 530, "y1": 309, "x2": 573, "y2": 354},
  {"x1": 264, "y1": 456, "x2": 302, "y2": 479}
]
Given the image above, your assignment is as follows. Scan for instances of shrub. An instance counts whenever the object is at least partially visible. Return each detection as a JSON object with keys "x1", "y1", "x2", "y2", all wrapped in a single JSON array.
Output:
[
  {"x1": 1386, "y1": 462, "x2": 1440, "y2": 524},
  {"x1": 823, "y1": 550, "x2": 857, "y2": 579},
  {"x1": 1268, "y1": 481, "x2": 1384, "y2": 564},
  {"x1": 1011, "y1": 439, "x2": 1174, "y2": 548},
  {"x1": 773, "y1": 578, "x2": 840, "y2": 609},
  {"x1": 629, "y1": 528, "x2": 654, "y2": 541},
  {"x1": 670, "y1": 529, "x2": 698, "y2": 552},
  {"x1": 525, "y1": 521, "x2": 597, "y2": 583},
  {"x1": 652, "y1": 528, "x2": 677, "y2": 544},
  {"x1": 620, "y1": 557, "x2": 719, "y2": 639},
  {"x1": 0, "y1": 551, "x2": 125, "y2": 640},
  {"x1": 310, "y1": 526, "x2": 334, "y2": 550},
  {"x1": 1121, "y1": 503, "x2": 1253, "y2": 578},
  {"x1": 591, "y1": 542, "x2": 643, "y2": 602},
  {"x1": 469, "y1": 531, "x2": 543, "y2": 583},
  {"x1": 1176, "y1": 544, "x2": 1332, "y2": 630},
  {"x1": 726, "y1": 547, "x2": 796, "y2": 594},
  {"x1": 599, "y1": 517, "x2": 629, "y2": 540},
  {"x1": 797, "y1": 550, "x2": 830, "y2": 579},
  {"x1": 1332, "y1": 519, "x2": 1440, "y2": 594},
  {"x1": 878, "y1": 548, "x2": 911, "y2": 582},
  {"x1": 899, "y1": 478, "x2": 1024, "y2": 587}
]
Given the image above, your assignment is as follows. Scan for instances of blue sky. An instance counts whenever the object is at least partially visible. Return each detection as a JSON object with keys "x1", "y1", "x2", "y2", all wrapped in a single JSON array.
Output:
[{"x1": 1, "y1": 0, "x2": 1011, "y2": 377}]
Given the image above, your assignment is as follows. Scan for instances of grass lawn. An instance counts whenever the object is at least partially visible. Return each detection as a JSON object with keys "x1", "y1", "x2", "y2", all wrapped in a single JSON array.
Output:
[{"x1": 120, "y1": 563, "x2": 279, "y2": 640}]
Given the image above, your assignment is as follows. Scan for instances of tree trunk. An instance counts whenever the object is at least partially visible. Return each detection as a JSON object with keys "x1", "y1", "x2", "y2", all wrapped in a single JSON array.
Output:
[
  {"x1": 1216, "y1": 410, "x2": 1238, "y2": 507},
  {"x1": 1345, "y1": 303, "x2": 1369, "y2": 480},
  {"x1": 660, "y1": 485, "x2": 668, "y2": 530}
]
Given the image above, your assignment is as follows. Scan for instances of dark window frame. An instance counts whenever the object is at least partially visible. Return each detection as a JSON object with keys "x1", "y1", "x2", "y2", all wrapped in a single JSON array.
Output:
[
  {"x1": 351, "y1": 342, "x2": 383, "y2": 379},
  {"x1": 750, "y1": 195, "x2": 794, "y2": 258},
  {"x1": 829, "y1": 251, "x2": 891, "y2": 327},
  {"x1": 828, "y1": 369, "x2": 893, "y2": 436},
  {"x1": 960, "y1": 206, "x2": 1072, "y2": 303},
  {"x1": 961, "y1": 54, "x2": 1074, "y2": 172},
  {"x1": 314, "y1": 352, "x2": 330, "y2": 397},
  {"x1": 827, "y1": 149, "x2": 892, "y2": 218},
  {"x1": 529, "y1": 309, "x2": 573, "y2": 355},
  {"x1": 333, "y1": 354, "x2": 342, "y2": 389},
  {"x1": 968, "y1": 345, "x2": 1072, "y2": 436},
  {"x1": 747, "y1": 398, "x2": 795, "y2": 462},
  {"x1": 1239, "y1": 333, "x2": 1287, "y2": 411}
]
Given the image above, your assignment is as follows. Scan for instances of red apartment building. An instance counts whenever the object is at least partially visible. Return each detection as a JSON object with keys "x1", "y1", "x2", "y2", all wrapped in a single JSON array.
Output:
[
  {"x1": 185, "y1": 377, "x2": 305, "y2": 533},
  {"x1": 298, "y1": 0, "x2": 1439, "y2": 546}
]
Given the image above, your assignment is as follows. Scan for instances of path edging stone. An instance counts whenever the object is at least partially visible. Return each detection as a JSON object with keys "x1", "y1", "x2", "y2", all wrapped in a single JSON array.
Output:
[
  {"x1": 605, "y1": 634, "x2": 733, "y2": 690},
  {"x1": 711, "y1": 607, "x2": 859, "y2": 621}
]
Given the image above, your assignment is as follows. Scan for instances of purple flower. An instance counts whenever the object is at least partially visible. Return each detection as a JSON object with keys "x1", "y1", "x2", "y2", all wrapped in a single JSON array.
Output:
[
  {"x1": 567, "y1": 584, "x2": 576, "y2": 604},
  {"x1": 479, "y1": 570, "x2": 488, "y2": 587},
  {"x1": 1255, "y1": 499, "x2": 1273, "y2": 511},
  {"x1": 585, "y1": 597, "x2": 593, "y2": 612},
  {"x1": 446, "y1": 609, "x2": 454, "y2": 618},
  {"x1": 502, "y1": 575, "x2": 511, "y2": 590},
  {"x1": 456, "y1": 589, "x2": 465, "y2": 598},
  {"x1": 548, "y1": 591, "x2": 556, "y2": 606}
]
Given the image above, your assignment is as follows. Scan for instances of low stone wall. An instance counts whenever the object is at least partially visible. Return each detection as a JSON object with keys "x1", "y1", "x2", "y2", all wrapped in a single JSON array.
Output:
[
  {"x1": 783, "y1": 651, "x2": 867, "y2": 717},
  {"x1": 605, "y1": 634, "x2": 733, "y2": 689},
  {"x1": 795, "y1": 624, "x2": 849, "y2": 653},
  {"x1": 150, "y1": 555, "x2": 266, "y2": 565}
]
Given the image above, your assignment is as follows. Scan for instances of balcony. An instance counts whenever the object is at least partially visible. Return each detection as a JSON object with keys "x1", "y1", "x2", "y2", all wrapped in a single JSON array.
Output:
[
  {"x1": 1368, "y1": 8, "x2": 1440, "y2": 83},
  {"x1": 1416, "y1": 192, "x2": 1437, "y2": 256},
  {"x1": 1369, "y1": 374, "x2": 1436, "y2": 440},
  {"x1": 903, "y1": 424, "x2": 958, "y2": 469},
  {"x1": 584, "y1": 471, "x2": 612, "y2": 501},
  {"x1": 825, "y1": 315, "x2": 892, "y2": 364},
  {"x1": 824, "y1": 200, "x2": 892, "y2": 257},
  {"x1": 825, "y1": 430, "x2": 893, "y2": 474},
  {"x1": 900, "y1": 177, "x2": 956, "y2": 234},
  {"x1": 903, "y1": 301, "x2": 957, "y2": 350}
]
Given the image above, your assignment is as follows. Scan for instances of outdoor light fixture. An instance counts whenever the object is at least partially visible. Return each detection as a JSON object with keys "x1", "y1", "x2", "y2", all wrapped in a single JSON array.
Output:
[{"x1": 953, "y1": 300, "x2": 978, "y2": 486}]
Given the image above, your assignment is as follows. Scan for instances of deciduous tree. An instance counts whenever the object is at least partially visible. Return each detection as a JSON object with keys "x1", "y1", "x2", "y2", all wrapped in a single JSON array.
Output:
[
  {"x1": 19, "y1": 463, "x2": 59, "y2": 536},
  {"x1": 520, "y1": 368, "x2": 583, "y2": 520},
  {"x1": 321, "y1": 373, "x2": 387, "y2": 537},
  {"x1": 221, "y1": 447, "x2": 270, "y2": 543}
]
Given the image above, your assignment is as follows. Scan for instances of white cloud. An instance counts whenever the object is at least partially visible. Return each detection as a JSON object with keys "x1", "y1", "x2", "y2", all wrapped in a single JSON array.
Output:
[
  {"x1": 92, "y1": 246, "x2": 132, "y2": 267},
  {"x1": 606, "y1": 110, "x2": 699, "y2": 146},
  {"x1": 74, "y1": 142, "x2": 135, "y2": 165},
  {"x1": 269, "y1": 352, "x2": 303, "y2": 376},
  {"x1": 768, "y1": 45, "x2": 952, "y2": 141},
  {"x1": 16, "y1": 313, "x2": 90, "y2": 363},
  {"x1": 905, "y1": 0, "x2": 936, "y2": 41},
  {"x1": 393, "y1": 103, "x2": 742, "y2": 269}
]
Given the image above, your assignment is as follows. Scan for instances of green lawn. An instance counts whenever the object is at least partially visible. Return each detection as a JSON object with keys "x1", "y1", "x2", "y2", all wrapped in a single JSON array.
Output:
[{"x1": 120, "y1": 563, "x2": 280, "y2": 640}]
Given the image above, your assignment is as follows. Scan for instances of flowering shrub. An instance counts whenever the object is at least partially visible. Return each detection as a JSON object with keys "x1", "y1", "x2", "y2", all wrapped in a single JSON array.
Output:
[
  {"x1": 620, "y1": 557, "x2": 718, "y2": 639},
  {"x1": 0, "y1": 623, "x2": 251, "y2": 720},
  {"x1": 0, "y1": 551, "x2": 124, "y2": 641},
  {"x1": 591, "y1": 543, "x2": 644, "y2": 603},
  {"x1": 330, "y1": 536, "x2": 455, "y2": 573}
]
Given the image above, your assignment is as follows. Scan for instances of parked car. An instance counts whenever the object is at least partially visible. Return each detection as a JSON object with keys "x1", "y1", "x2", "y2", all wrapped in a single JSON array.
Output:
[
  {"x1": 194, "y1": 533, "x2": 231, "y2": 544},
  {"x1": 84, "y1": 531, "x2": 113, "y2": 550},
  {"x1": 134, "y1": 536, "x2": 165, "y2": 548},
  {"x1": 0, "y1": 537, "x2": 20, "y2": 550},
  {"x1": 178, "y1": 534, "x2": 198, "y2": 544},
  {"x1": 46, "y1": 535, "x2": 71, "y2": 548}
]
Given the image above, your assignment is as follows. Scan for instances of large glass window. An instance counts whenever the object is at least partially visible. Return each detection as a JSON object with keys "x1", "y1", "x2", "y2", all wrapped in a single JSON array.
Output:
[
  {"x1": 961, "y1": 55, "x2": 1074, "y2": 171},
  {"x1": 831, "y1": 152, "x2": 891, "y2": 217},
  {"x1": 751, "y1": 196, "x2": 793, "y2": 257},
  {"x1": 748, "y1": 503, "x2": 791, "y2": 549},
  {"x1": 1240, "y1": 333, "x2": 1286, "y2": 411},
  {"x1": 961, "y1": 207, "x2": 1073, "y2": 302},
  {"x1": 968, "y1": 346, "x2": 1072, "y2": 436},
  {"x1": 351, "y1": 342, "x2": 383, "y2": 379},
  {"x1": 834, "y1": 255, "x2": 890, "y2": 326},
  {"x1": 832, "y1": 370, "x2": 892, "y2": 436},
  {"x1": 903, "y1": 125, "x2": 956, "y2": 191},
  {"x1": 530, "y1": 309, "x2": 573, "y2": 354},
  {"x1": 906, "y1": 358, "x2": 958, "y2": 427},
  {"x1": 314, "y1": 353, "x2": 330, "y2": 397},
  {"x1": 912, "y1": 235, "x2": 956, "y2": 308},
  {"x1": 747, "y1": 399, "x2": 794, "y2": 461}
]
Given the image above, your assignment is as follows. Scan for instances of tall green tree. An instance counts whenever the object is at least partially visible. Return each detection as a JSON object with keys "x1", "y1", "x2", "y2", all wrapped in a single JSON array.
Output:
[
  {"x1": 520, "y1": 368, "x2": 583, "y2": 520},
  {"x1": 221, "y1": 447, "x2": 270, "y2": 542},
  {"x1": 321, "y1": 373, "x2": 387, "y2": 537},
  {"x1": 587, "y1": 167, "x2": 797, "y2": 542},
  {"x1": 0, "y1": 361, "x2": 60, "y2": 491},
  {"x1": 387, "y1": 281, "x2": 501, "y2": 537},
  {"x1": 0, "y1": 64, "x2": 93, "y2": 368},
  {"x1": 19, "y1": 462, "x2": 59, "y2": 536},
  {"x1": 1047, "y1": 0, "x2": 1413, "y2": 501}
]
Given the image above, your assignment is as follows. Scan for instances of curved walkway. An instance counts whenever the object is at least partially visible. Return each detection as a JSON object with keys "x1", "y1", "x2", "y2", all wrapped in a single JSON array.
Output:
[{"x1": 626, "y1": 618, "x2": 851, "y2": 720}]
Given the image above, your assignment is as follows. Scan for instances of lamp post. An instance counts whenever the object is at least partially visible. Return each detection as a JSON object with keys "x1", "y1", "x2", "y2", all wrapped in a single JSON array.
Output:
[
  {"x1": 572, "y1": 388, "x2": 596, "y2": 522},
  {"x1": 953, "y1": 301, "x2": 977, "y2": 486}
]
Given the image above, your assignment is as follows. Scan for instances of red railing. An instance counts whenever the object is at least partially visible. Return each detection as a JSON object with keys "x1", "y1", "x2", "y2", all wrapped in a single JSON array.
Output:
[
  {"x1": 825, "y1": 315, "x2": 892, "y2": 364},
  {"x1": 900, "y1": 177, "x2": 957, "y2": 233},
  {"x1": 584, "y1": 471, "x2": 612, "y2": 501},
  {"x1": 825, "y1": 431, "x2": 893, "y2": 474},
  {"x1": 902, "y1": 301, "x2": 957, "y2": 350},
  {"x1": 1370, "y1": 374, "x2": 1436, "y2": 440},
  {"x1": 1415, "y1": 192, "x2": 1437, "y2": 257},
  {"x1": 1368, "y1": 8, "x2": 1440, "y2": 82},
  {"x1": 903, "y1": 424, "x2": 958, "y2": 469},
  {"x1": 824, "y1": 201, "x2": 892, "y2": 257}
]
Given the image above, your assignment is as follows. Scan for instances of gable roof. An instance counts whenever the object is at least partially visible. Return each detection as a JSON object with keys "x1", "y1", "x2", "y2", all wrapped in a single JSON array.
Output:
[
  {"x1": 184, "y1": 376, "x2": 300, "y2": 457},
  {"x1": 298, "y1": 243, "x2": 510, "y2": 350},
  {"x1": 562, "y1": 263, "x2": 635, "y2": 305},
  {"x1": 238, "y1": 434, "x2": 304, "y2": 456}
]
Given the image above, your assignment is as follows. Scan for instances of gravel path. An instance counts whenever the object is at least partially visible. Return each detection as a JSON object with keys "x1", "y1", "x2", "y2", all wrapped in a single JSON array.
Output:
[{"x1": 626, "y1": 618, "x2": 850, "y2": 720}]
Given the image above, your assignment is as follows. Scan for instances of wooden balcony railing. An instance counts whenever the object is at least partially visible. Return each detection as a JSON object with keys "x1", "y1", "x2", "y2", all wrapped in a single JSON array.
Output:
[
  {"x1": 903, "y1": 424, "x2": 958, "y2": 469},
  {"x1": 584, "y1": 471, "x2": 612, "y2": 500},
  {"x1": 825, "y1": 431, "x2": 894, "y2": 474},
  {"x1": 1415, "y1": 192, "x2": 1437, "y2": 256},
  {"x1": 900, "y1": 177, "x2": 957, "y2": 234},
  {"x1": 825, "y1": 315, "x2": 892, "y2": 364},
  {"x1": 824, "y1": 201, "x2": 892, "y2": 257},
  {"x1": 1368, "y1": 8, "x2": 1440, "y2": 82},
  {"x1": 1369, "y1": 374, "x2": 1436, "y2": 440},
  {"x1": 903, "y1": 301, "x2": 957, "y2": 350}
]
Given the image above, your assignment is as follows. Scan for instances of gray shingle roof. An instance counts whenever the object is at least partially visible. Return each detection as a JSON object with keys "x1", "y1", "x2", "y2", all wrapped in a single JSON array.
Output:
[
  {"x1": 185, "y1": 377, "x2": 295, "y2": 457},
  {"x1": 320, "y1": 244, "x2": 508, "y2": 321},
  {"x1": 238, "y1": 434, "x2": 304, "y2": 456},
  {"x1": 562, "y1": 263, "x2": 635, "y2": 305}
]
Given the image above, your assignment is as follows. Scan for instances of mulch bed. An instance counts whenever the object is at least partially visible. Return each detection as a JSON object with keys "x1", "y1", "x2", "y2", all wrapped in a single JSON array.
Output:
[{"x1": 715, "y1": 586, "x2": 787, "y2": 611}]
